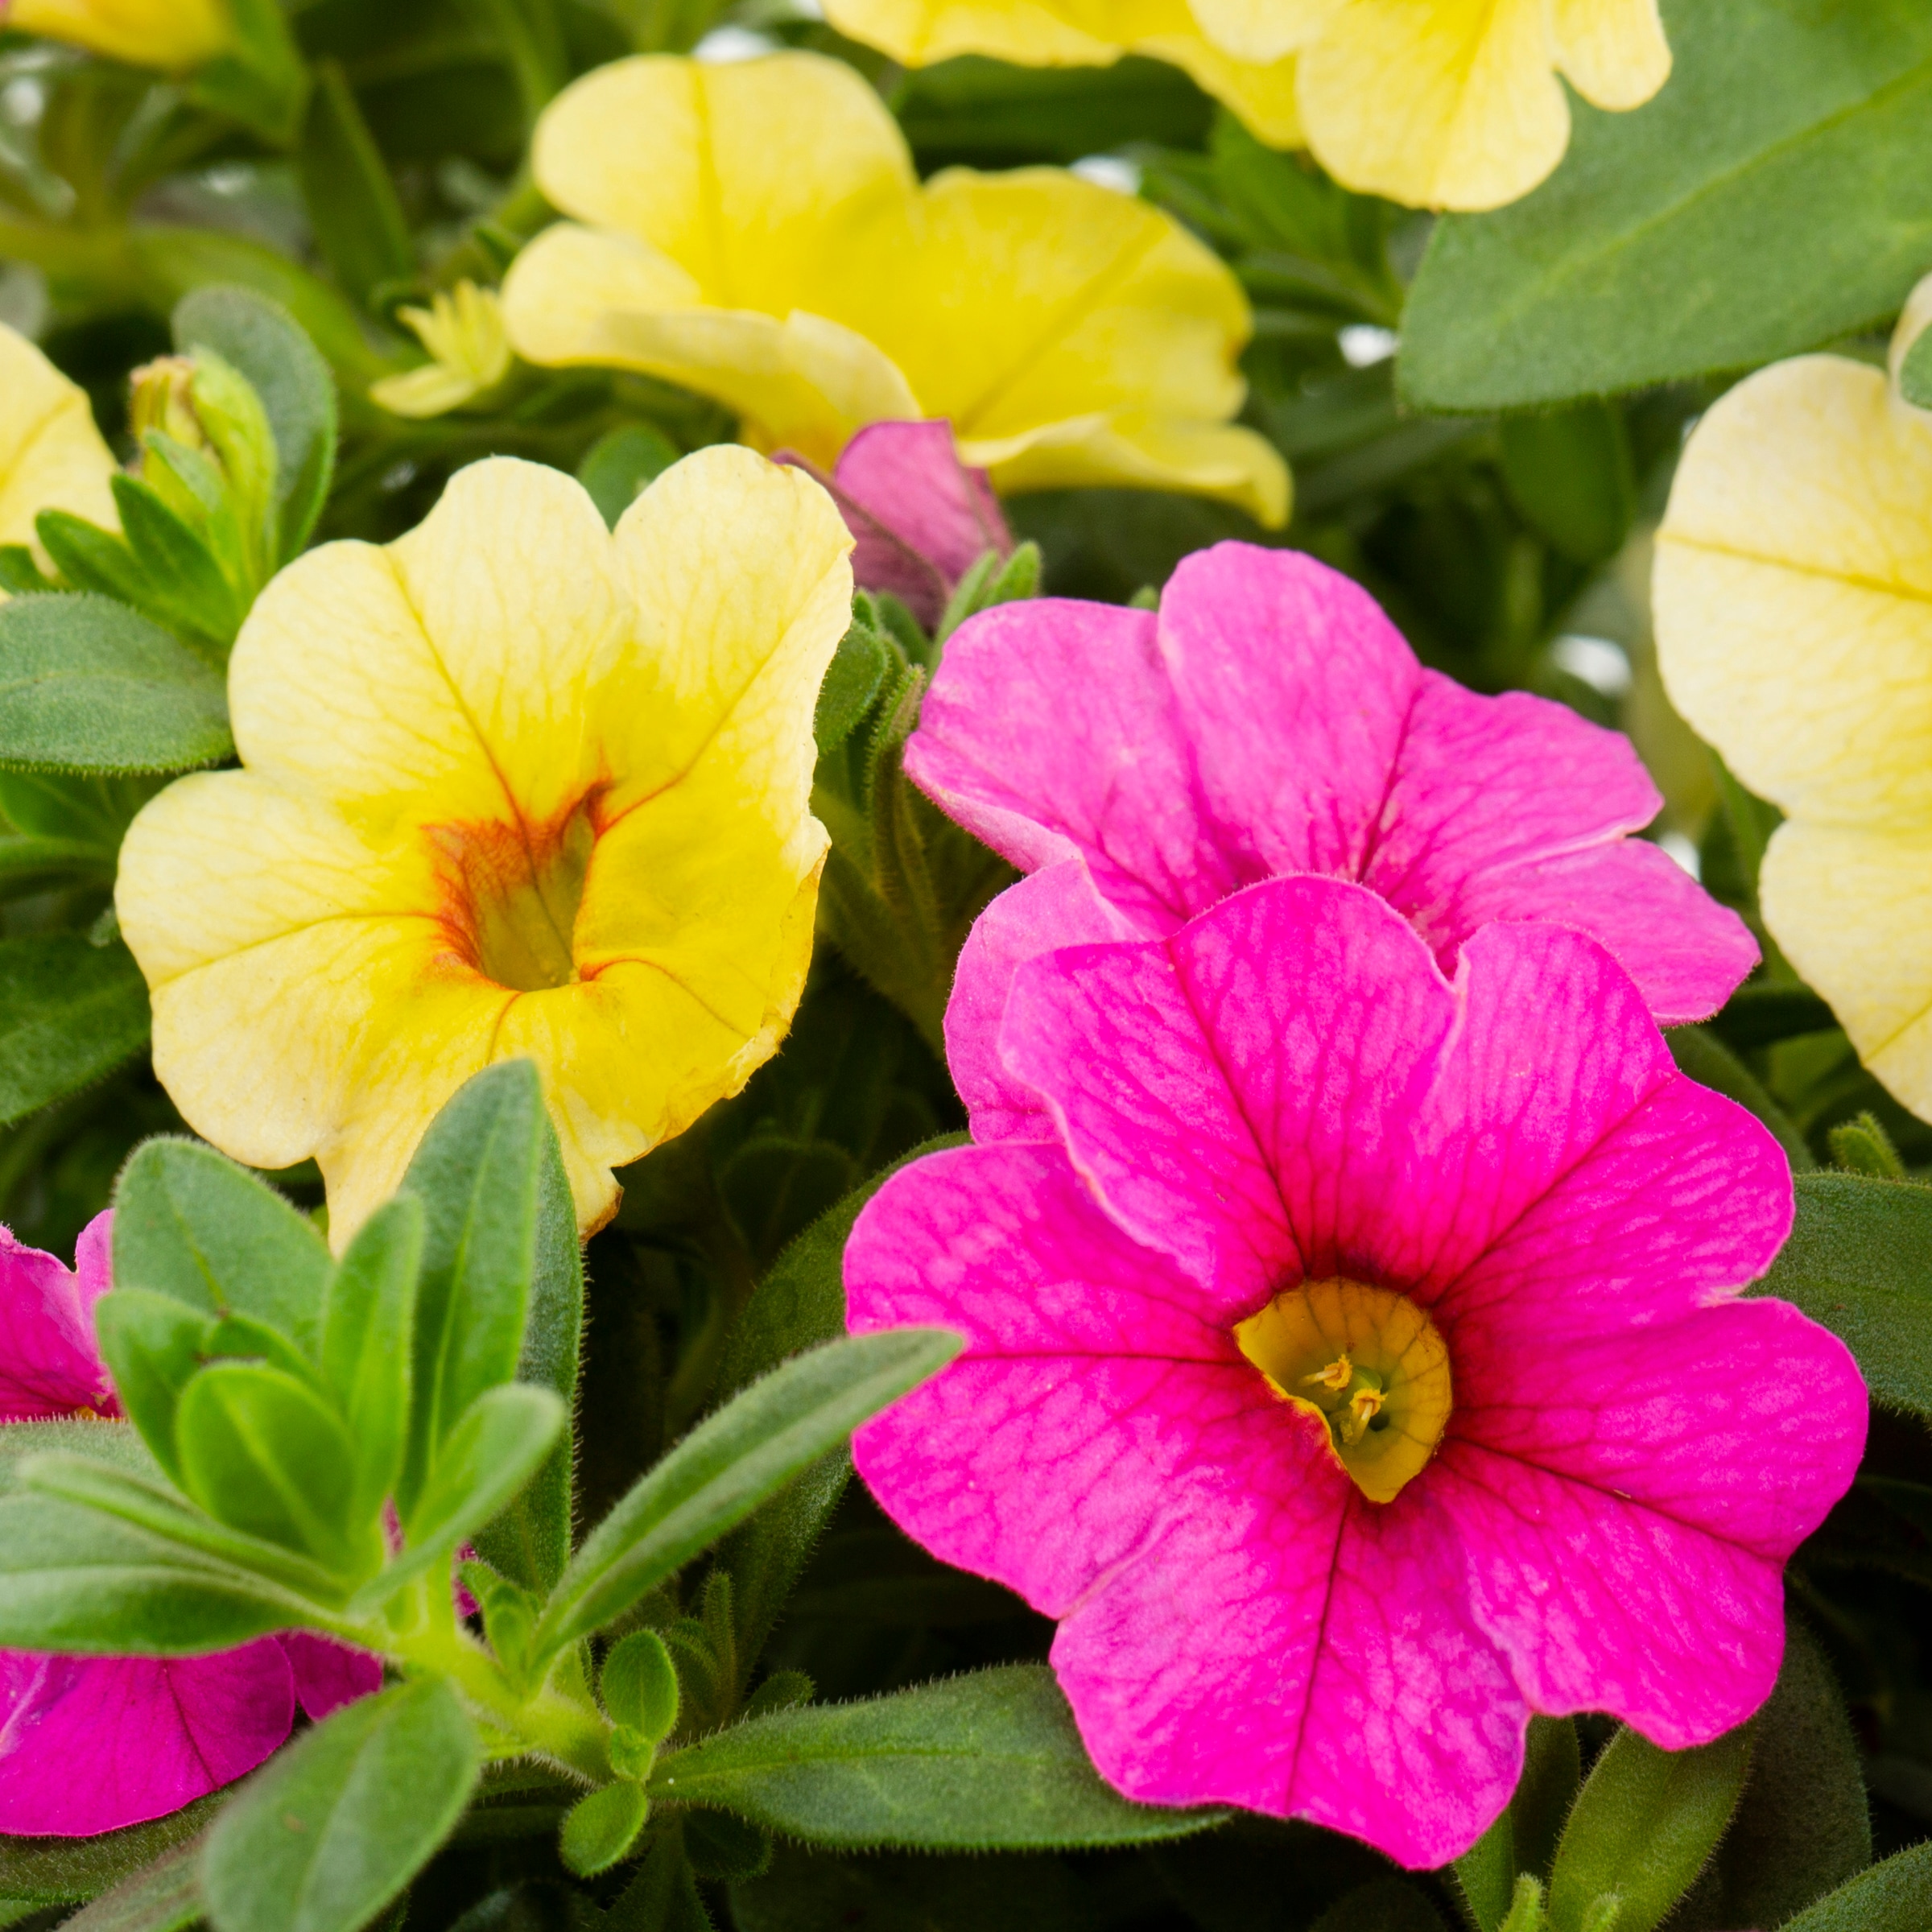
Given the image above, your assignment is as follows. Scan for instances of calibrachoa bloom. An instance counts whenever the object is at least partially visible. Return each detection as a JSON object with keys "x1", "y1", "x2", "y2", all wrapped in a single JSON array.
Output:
[
  {"x1": 1654, "y1": 274, "x2": 1932, "y2": 1120},
  {"x1": 779, "y1": 419, "x2": 1013, "y2": 632},
  {"x1": 116, "y1": 449, "x2": 852, "y2": 1242},
  {"x1": 910, "y1": 542, "x2": 1757, "y2": 1140},
  {"x1": 847, "y1": 877, "x2": 1866, "y2": 1865},
  {"x1": 2, "y1": 0, "x2": 232, "y2": 68},
  {"x1": 819, "y1": 0, "x2": 1671, "y2": 211},
  {"x1": 500, "y1": 52, "x2": 1286, "y2": 525},
  {"x1": 369, "y1": 282, "x2": 516, "y2": 421},
  {"x1": 0, "y1": 322, "x2": 118, "y2": 588},
  {"x1": 0, "y1": 1216, "x2": 376, "y2": 1834}
]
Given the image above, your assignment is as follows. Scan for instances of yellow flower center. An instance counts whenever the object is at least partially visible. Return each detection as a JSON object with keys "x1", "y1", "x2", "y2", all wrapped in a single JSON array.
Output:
[
  {"x1": 429, "y1": 800, "x2": 597, "y2": 993},
  {"x1": 1234, "y1": 1278, "x2": 1451, "y2": 1505}
]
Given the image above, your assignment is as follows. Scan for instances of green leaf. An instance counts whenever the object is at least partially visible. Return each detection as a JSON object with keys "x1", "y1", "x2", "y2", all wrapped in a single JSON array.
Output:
[
  {"x1": 1827, "y1": 1109, "x2": 1906, "y2": 1179},
  {"x1": 320, "y1": 1196, "x2": 423, "y2": 1528},
  {"x1": 1459, "y1": 1724, "x2": 1580, "y2": 1931},
  {"x1": 175, "y1": 285, "x2": 340, "y2": 562},
  {"x1": 561, "y1": 1781, "x2": 650, "y2": 1878},
  {"x1": 1400, "y1": 0, "x2": 1932, "y2": 411},
  {"x1": 1758, "y1": 1170, "x2": 1932, "y2": 1411},
  {"x1": 1309, "y1": 1880, "x2": 1447, "y2": 1932},
  {"x1": 0, "y1": 1418, "x2": 160, "y2": 1492},
  {"x1": 1496, "y1": 402, "x2": 1634, "y2": 564},
  {"x1": 295, "y1": 63, "x2": 414, "y2": 312},
  {"x1": 0, "y1": 832, "x2": 117, "y2": 900},
  {"x1": 815, "y1": 617, "x2": 890, "y2": 752},
  {"x1": 93, "y1": 1290, "x2": 214, "y2": 1482},
  {"x1": 31, "y1": 511, "x2": 226, "y2": 658},
  {"x1": 59, "y1": 1835, "x2": 203, "y2": 1931},
  {"x1": 175, "y1": 1362, "x2": 369, "y2": 1574},
  {"x1": 200, "y1": 1678, "x2": 481, "y2": 1932},
  {"x1": 109, "y1": 475, "x2": 246, "y2": 646},
  {"x1": 534, "y1": 1327, "x2": 962, "y2": 1656},
  {"x1": 1901, "y1": 325, "x2": 1932, "y2": 410},
  {"x1": 1546, "y1": 1723, "x2": 1754, "y2": 1932},
  {"x1": 1781, "y1": 1842, "x2": 1932, "y2": 1931},
  {"x1": 398, "y1": 1059, "x2": 547, "y2": 1517},
  {"x1": 604, "y1": 1630, "x2": 681, "y2": 1744},
  {"x1": 0, "y1": 1796, "x2": 220, "y2": 1905},
  {"x1": 114, "y1": 1139, "x2": 332, "y2": 1354},
  {"x1": 0, "y1": 933, "x2": 149, "y2": 1129},
  {"x1": 185, "y1": 0, "x2": 308, "y2": 143},
  {"x1": 0, "y1": 595, "x2": 231, "y2": 774},
  {"x1": 650, "y1": 1663, "x2": 1223, "y2": 1850},
  {"x1": 578, "y1": 424, "x2": 680, "y2": 530}
]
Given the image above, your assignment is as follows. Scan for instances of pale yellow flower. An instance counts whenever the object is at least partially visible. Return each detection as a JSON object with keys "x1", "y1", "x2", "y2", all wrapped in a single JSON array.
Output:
[
  {"x1": 0, "y1": 322, "x2": 119, "y2": 592},
  {"x1": 116, "y1": 449, "x2": 852, "y2": 1241},
  {"x1": 1654, "y1": 275, "x2": 1932, "y2": 1118},
  {"x1": 822, "y1": 0, "x2": 1670, "y2": 211},
  {"x1": 370, "y1": 283, "x2": 516, "y2": 421},
  {"x1": 500, "y1": 52, "x2": 1286, "y2": 526},
  {"x1": 6, "y1": 0, "x2": 233, "y2": 69}
]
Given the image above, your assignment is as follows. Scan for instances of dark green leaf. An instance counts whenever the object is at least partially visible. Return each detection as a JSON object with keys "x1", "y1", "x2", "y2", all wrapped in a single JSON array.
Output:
[
  {"x1": 1513, "y1": 1715, "x2": 1581, "y2": 1882},
  {"x1": 1780, "y1": 1842, "x2": 1932, "y2": 1931},
  {"x1": 320, "y1": 1196, "x2": 423, "y2": 1528},
  {"x1": 535, "y1": 1327, "x2": 961, "y2": 1655},
  {"x1": 31, "y1": 514, "x2": 223, "y2": 657},
  {"x1": 295, "y1": 64, "x2": 414, "y2": 311},
  {"x1": 1710, "y1": 985, "x2": 1837, "y2": 1052},
  {"x1": 650, "y1": 1664, "x2": 1223, "y2": 1850},
  {"x1": 200, "y1": 1678, "x2": 481, "y2": 1932},
  {"x1": 1309, "y1": 1880, "x2": 1446, "y2": 1932},
  {"x1": 175, "y1": 284, "x2": 340, "y2": 562},
  {"x1": 1758, "y1": 1170, "x2": 1932, "y2": 1411},
  {"x1": 60, "y1": 1835, "x2": 203, "y2": 1931},
  {"x1": 0, "y1": 832, "x2": 116, "y2": 900},
  {"x1": 1667, "y1": 1026, "x2": 1813, "y2": 1171},
  {"x1": 93, "y1": 1290, "x2": 213, "y2": 1482},
  {"x1": 0, "y1": 596, "x2": 230, "y2": 774},
  {"x1": 1401, "y1": 0, "x2": 1932, "y2": 411},
  {"x1": 814, "y1": 618, "x2": 890, "y2": 753},
  {"x1": 0, "y1": 1796, "x2": 219, "y2": 1905},
  {"x1": 0, "y1": 934, "x2": 149, "y2": 1129},
  {"x1": 1496, "y1": 402, "x2": 1634, "y2": 564},
  {"x1": 578, "y1": 424, "x2": 680, "y2": 530},
  {"x1": 114, "y1": 1139, "x2": 332, "y2": 1353},
  {"x1": 683, "y1": 1810, "x2": 770, "y2": 1883},
  {"x1": 560, "y1": 1781, "x2": 650, "y2": 1878}
]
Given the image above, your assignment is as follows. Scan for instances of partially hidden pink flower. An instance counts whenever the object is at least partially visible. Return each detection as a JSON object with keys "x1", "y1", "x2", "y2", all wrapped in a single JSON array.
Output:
[
  {"x1": 0, "y1": 1214, "x2": 380, "y2": 1836},
  {"x1": 845, "y1": 877, "x2": 1865, "y2": 1868},
  {"x1": 906, "y1": 543, "x2": 1758, "y2": 1141},
  {"x1": 779, "y1": 419, "x2": 1012, "y2": 630}
]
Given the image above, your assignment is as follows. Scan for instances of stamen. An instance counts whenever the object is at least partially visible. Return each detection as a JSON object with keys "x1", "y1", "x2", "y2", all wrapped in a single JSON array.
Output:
[{"x1": 1305, "y1": 1354, "x2": 1354, "y2": 1392}]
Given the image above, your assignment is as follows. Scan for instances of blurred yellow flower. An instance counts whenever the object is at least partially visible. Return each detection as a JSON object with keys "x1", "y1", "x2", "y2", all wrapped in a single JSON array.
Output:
[
  {"x1": 1654, "y1": 275, "x2": 1932, "y2": 1117},
  {"x1": 6, "y1": 0, "x2": 233, "y2": 69},
  {"x1": 370, "y1": 283, "x2": 516, "y2": 420},
  {"x1": 500, "y1": 52, "x2": 1286, "y2": 526},
  {"x1": 0, "y1": 323, "x2": 119, "y2": 593},
  {"x1": 821, "y1": 0, "x2": 1671, "y2": 211},
  {"x1": 116, "y1": 450, "x2": 852, "y2": 1241}
]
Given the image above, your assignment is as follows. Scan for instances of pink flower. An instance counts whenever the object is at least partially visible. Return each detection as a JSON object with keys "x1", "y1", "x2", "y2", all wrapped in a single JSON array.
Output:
[
  {"x1": 845, "y1": 877, "x2": 1865, "y2": 1868},
  {"x1": 0, "y1": 1215, "x2": 380, "y2": 1836},
  {"x1": 905, "y1": 543, "x2": 1757, "y2": 1141},
  {"x1": 778, "y1": 419, "x2": 1012, "y2": 630}
]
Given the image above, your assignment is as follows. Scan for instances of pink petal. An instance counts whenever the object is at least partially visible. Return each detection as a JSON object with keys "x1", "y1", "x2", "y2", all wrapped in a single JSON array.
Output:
[
  {"x1": 278, "y1": 1633, "x2": 382, "y2": 1720},
  {"x1": 0, "y1": 1218, "x2": 118, "y2": 1421},
  {"x1": 0, "y1": 1643, "x2": 293, "y2": 1835}
]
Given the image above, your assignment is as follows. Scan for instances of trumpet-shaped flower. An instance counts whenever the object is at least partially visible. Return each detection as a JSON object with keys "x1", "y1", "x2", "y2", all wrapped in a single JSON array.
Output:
[
  {"x1": 499, "y1": 52, "x2": 1286, "y2": 525},
  {"x1": 116, "y1": 449, "x2": 852, "y2": 1241},
  {"x1": 0, "y1": 323, "x2": 119, "y2": 590},
  {"x1": 4, "y1": 0, "x2": 232, "y2": 68},
  {"x1": 909, "y1": 542, "x2": 1756, "y2": 1141},
  {"x1": 819, "y1": 0, "x2": 1670, "y2": 210},
  {"x1": 1654, "y1": 276, "x2": 1932, "y2": 1121},
  {"x1": 369, "y1": 283, "x2": 516, "y2": 420},
  {"x1": 846, "y1": 877, "x2": 1865, "y2": 1866},
  {"x1": 0, "y1": 1215, "x2": 377, "y2": 1835}
]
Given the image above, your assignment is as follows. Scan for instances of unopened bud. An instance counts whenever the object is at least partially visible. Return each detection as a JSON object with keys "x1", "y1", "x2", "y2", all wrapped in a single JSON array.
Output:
[{"x1": 129, "y1": 356, "x2": 209, "y2": 456}]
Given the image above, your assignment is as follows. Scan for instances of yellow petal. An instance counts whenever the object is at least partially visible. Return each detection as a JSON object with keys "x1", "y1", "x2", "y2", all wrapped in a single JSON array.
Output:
[
  {"x1": 1654, "y1": 354, "x2": 1932, "y2": 828},
  {"x1": 530, "y1": 52, "x2": 913, "y2": 316},
  {"x1": 0, "y1": 323, "x2": 119, "y2": 580},
  {"x1": 1145, "y1": 35, "x2": 1304, "y2": 146},
  {"x1": 1179, "y1": 0, "x2": 1337, "y2": 65},
  {"x1": 821, "y1": 0, "x2": 1123, "y2": 64},
  {"x1": 1550, "y1": 0, "x2": 1670, "y2": 111},
  {"x1": 1297, "y1": 0, "x2": 1568, "y2": 212},
  {"x1": 8, "y1": 0, "x2": 231, "y2": 68},
  {"x1": 368, "y1": 365, "x2": 488, "y2": 419}
]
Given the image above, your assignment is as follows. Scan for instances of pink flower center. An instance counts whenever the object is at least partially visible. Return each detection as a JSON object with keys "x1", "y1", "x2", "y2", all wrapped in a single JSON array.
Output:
[{"x1": 1234, "y1": 1278, "x2": 1451, "y2": 1505}]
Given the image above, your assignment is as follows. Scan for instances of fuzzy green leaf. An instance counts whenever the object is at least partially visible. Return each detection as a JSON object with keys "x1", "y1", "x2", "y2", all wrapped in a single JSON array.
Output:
[
  {"x1": 1781, "y1": 1842, "x2": 1932, "y2": 1930},
  {"x1": 560, "y1": 1781, "x2": 650, "y2": 1878},
  {"x1": 0, "y1": 1797, "x2": 220, "y2": 1905},
  {"x1": 0, "y1": 934, "x2": 149, "y2": 1129},
  {"x1": 60, "y1": 1836, "x2": 204, "y2": 1931}
]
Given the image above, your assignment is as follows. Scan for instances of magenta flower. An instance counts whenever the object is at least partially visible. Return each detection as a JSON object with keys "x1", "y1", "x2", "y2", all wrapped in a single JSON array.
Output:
[
  {"x1": 0, "y1": 1214, "x2": 380, "y2": 1836},
  {"x1": 906, "y1": 543, "x2": 1757, "y2": 1141},
  {"x1": 780, "y1": 419, "x2": 1012, "y2": 630},
  {"x1": 845, "y1": 877, "x2": 1865, "y2": 1868}
]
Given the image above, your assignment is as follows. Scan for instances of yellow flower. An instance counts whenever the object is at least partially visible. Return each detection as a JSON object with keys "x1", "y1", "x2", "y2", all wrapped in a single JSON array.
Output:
[
  {"x1": 6, "y1": 0, "x2": 233, "y2": 69},
  {"x1": 115, "y1": 449, "x2": 852, "y2": 1241},
  {"x1": 0, "y1": 322, "x2": 119, "y2": 593},
  {"x1": 499, "y1": 52, "x2": 1286, "y2": 526},
  {"x1": 370, "y1": 283, "x2": 517, "y2": 420},
  {"x1": 1653, "y1": 275, "x2": 1932, "y2": 1119},
  {"x1": 821, "y1": 0, "x2": 1671, "y2": 211}
]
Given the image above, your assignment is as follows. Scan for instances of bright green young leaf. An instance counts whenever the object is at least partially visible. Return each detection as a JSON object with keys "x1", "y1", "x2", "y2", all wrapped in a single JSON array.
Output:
[
  {"x1": 1400, "y1": 0, "x2": 1932, "y2": 411},
  {"x1": 108, "y1": 475, "x2": 246, "y2": 646},
  {"x1": 175, "y1": 285, "x2": 340, "y2": 562},
  {"x1": 320, "y1": 1195, "x2": 423, "y2": 1527},
  {"x1": 604, "y1": 1629, "x2": 681, "y2": 1744},
  {"x1": 535, "y1": 1327, "x2": 962, "y2": 1656},
  {"x1": 578, "y1": 423, "x2": 680, "y2": 530},
  {"x1": 398, "y1": 1059, "x2": 547, "y2": 1515},
  {"x1": 200, "y1": 1678, "x2": 481, "y2": 1932},
  {"x1": 175, "y1": 1364, "x2": 368, "y2": 1575},
  {"x1": 59, "y1": 1835, "x2": 204, "y2": 1931},
  {"x1": 295, "y1": 64, "x2": 414, "y2": 311},
  {"x1": 0, "y1": 934, "x2": 150, "y2": 1129},
  {"x1": 31, "y1": 509, "x2": 231, "y2": 660},
  {"x1": 93, "y1": 1290, "x2": 215, "y2": 1482},
  {"x1": 0, "y1": 596, "x2": 231, "y2": 774},
  {"x1": 113, "y1": 1139, "x2": 332, "y2": 1354},
  {"x1": 1781, "y1": 1841, "x2": 1932, "y2": 1931},
  {"x1": 1546, "y1": 1723, "x2": 1753, "y2": 1932},
  {"x1": 1758, "y1": 1170, "x2": 1932, "y2": 1411},
  {"x1": 560, "y1": 1781, "x2": 650, "y2": 1878},
  {"x1": 650, "y1": 1664, "x2": 1224, "y2": 1850},
  {"x1": 0, "y1": 1796, "x2": 219, "y2": 1906}
]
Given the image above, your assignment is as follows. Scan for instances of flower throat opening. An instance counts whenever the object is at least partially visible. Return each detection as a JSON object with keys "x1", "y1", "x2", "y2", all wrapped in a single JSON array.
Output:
[
  {"x1": 1234, "y1": 1278, "x2": 1451, "y2": 1505},
  {"x1": 429, "y1": 802, "x2": 596, "y2": 993}
]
